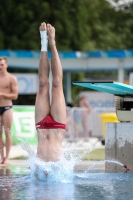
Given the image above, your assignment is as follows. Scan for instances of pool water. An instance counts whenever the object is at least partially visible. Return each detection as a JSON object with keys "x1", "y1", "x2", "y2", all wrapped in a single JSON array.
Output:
[
  {"x1": 0, "y1": 143, "x2": 133, "y2": 200},
  {"x1": 0, "y1": 165, "x2": 133, "y2": 200}
]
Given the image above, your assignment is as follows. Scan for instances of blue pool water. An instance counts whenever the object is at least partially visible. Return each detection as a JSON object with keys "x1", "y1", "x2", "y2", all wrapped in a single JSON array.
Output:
[
  {"x1": 0, "y1": 143, "x2": 133, "y2": 200},
  {"x1": 0, "y1": 166, "x2": 133, "y2": 200}
]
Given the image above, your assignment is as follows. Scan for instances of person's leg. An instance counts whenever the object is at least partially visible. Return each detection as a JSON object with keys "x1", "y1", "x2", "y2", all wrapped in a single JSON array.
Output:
[
  {"x1": 82, "y1": 113, "x2": 88, "y2": 140},
  {"x1": 0, "y1": 116, "x2": 4, "y2": 164},
  {"x1": 47, "y1": 24, "x2": 66, "y2": 124},
  {"x1": 35, "y1": 22, "x2": 51, "y2": 161},
  {"x1": 35, "y1": 22, "x2": 50, "y2": 124},
  {"x1": 44, "y1": 24, "x2": 66, "y2": 161},
  {"x1": 2, "y1": 109, "x2": 13, "y2": 164}
]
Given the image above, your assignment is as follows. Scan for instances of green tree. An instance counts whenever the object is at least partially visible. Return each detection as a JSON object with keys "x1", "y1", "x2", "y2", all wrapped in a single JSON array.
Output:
[
  {"x1": 0, "y1": 0, "x2": 133, "y2": 50},
  {"x1": 1, "y1": 0, "x2": 133, "y2": 104}
]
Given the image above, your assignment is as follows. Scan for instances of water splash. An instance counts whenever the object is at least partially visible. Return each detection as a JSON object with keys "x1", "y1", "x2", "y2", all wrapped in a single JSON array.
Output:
[
  {"x1": 84, "y1": 159, "x2": 124, "y2": 173},
  {"x1": 20, "y1": 140, "x2": 129, "y2": 182},
  {"x1": 75, "y1": 159, "x2": 127, "y2": 179},
  {"x1": 20, "y1": 141, "x2": 92, "y2": 182}
]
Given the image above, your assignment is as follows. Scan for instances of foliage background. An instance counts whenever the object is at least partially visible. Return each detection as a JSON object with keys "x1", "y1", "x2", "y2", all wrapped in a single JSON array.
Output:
[
  {"x1": 1, "y1": 0, "x2": 133, "y2": 50},
  {"x1": 0, "y1": 0, "x2": 133, "y2": 104}
]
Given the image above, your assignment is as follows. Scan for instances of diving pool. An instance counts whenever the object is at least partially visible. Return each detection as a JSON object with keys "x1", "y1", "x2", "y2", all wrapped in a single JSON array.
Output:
[{"x1": 0, "y1": 162, "x2": 133, "y2": 200}]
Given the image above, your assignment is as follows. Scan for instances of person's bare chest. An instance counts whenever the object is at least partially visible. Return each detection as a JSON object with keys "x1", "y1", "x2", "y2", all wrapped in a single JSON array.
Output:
[{"x1": 0, "y1": 76, "x2": 11, "y2": 92}]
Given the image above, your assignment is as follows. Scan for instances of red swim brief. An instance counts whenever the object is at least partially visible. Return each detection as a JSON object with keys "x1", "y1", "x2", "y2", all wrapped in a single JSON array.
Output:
[{"x1": 36, "y1": 114, "x2": 66, "y2": 130}]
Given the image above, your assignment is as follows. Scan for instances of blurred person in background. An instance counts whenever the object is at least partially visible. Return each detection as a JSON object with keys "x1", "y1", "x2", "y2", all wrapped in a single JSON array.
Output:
[
  {"x1": 0, "y1": 57, "x2": 18, "y2": 164},
  {"x1": 73, "y1": 103, "x2": 82, "y2": 139},
  {"x1": 65, "y1": 103, "x2": 73, "y2": 138},
  {"x1": 79, "y1": 95, "x2": 92, "y2": 141},
  {"x1": 35, "y1": 22, "x2": 66, "y2": 162}
]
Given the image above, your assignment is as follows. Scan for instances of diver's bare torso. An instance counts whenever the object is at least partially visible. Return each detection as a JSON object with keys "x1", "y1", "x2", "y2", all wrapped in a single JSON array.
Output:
[{"x1": 37, "y1": 129, "x2": 65, "y2": 162}]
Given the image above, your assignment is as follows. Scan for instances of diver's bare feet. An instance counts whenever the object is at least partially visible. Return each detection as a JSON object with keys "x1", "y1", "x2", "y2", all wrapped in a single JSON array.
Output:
[
  {"x1": 39, "y1": 22, "x2": 47, "y2": 31},
  {"x1": 39, "y1": 22, "x2": 48, "y2": 52},
  {"x1": 2, "y1": 158, "x2": 10, "y2": 164},
  {"x1": 47, "y1": 23, "x2": 55, "y2": 47}
]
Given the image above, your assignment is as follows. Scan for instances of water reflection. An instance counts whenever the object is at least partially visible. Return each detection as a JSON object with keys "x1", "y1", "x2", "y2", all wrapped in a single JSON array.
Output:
[
  {"x1": 0, "y1": 164, "x2": 75, "y2": 200},
  {"x1": 0, "y1": 165, "x2": 133, "y2": 200},
  {"x1": 74, "y1": 184, "x2": 107, "y2": 200},
  {"x1": 74, "y1": 172, "x2": 133, "y2": 200},
  {"x1": 0, "y1": 166, "x2": 12, "y2": 200},
  {"x1": 27, "y1": 181, "x2": 75, "y2": 200},
  {"x1": 0, "y1": 166, "x2": 11, "y2": 176}
]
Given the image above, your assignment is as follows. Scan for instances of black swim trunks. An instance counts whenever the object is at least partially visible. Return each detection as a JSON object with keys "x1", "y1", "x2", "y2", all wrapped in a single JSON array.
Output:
[{"x1": 0, "y1": 106, "x2": 12, "y2": 115}]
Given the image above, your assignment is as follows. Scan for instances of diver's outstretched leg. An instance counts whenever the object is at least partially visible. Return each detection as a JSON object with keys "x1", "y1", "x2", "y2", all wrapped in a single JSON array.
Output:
[
  {"x1": 35, "y1": 22, "x2": 50, "y2": 123},
  {"x1": 47, "y1": 23, "x2": 66, "y2": 124}
]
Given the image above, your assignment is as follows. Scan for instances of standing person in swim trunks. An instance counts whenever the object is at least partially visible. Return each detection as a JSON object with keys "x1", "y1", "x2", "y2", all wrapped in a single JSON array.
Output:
[
  {"x1": 35, "y1": 22, "x2": 66, "y2": 162},
  {"x1": 0, "y1": 57, "x2": 18, "y2": 164}
]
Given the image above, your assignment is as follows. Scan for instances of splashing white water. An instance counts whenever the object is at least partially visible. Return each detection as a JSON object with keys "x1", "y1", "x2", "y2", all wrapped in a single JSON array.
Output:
[
  {"x1": 20, "y1": 141, "x2": 93, "y2": 182},
  {"x1": 20, "y1": 140, "x2": 126, "y2": 182},
  {"x1": 84, "y1": 159, "x2": 123, "y2": 173}
]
